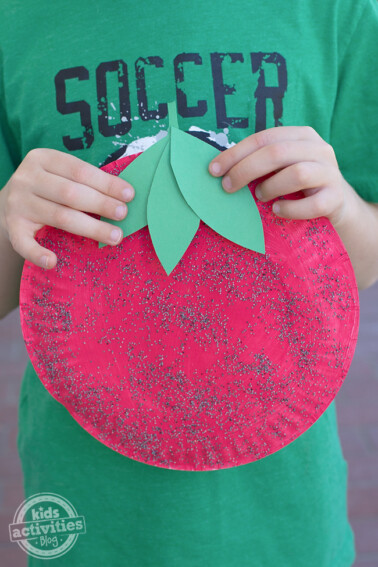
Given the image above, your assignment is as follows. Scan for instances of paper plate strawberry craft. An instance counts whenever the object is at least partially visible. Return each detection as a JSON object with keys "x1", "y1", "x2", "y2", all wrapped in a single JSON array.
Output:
[{"x1": 19, "y1": 101, "x2": 359, "y2": 471}]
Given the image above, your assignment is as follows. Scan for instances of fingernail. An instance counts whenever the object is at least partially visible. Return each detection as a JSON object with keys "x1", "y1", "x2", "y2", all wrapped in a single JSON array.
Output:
[
  {"x1": 255, "y1": 188, "x2": 262, "y2": 200},
  {"x1": 210, "y1": 162, "x2": 221, "y2": 175},
  {"x1": 222, "y1": 176, "x2": 232, "y2": 191},
  {"x1": 115, "y1": 205, "x2": 126, "y2": 219},
  {"x1": 110, "y1": 228, "x2": 122, "y2": 244},
  {"x1": 122, "y1": 187, "x2": 134, "y2": 201},
  {"x1": 273, "y1": 203, "x2": 280, "y2": 214},
  {"x1": 41, "y1": 255, "x2": 49, "y2": 269}
]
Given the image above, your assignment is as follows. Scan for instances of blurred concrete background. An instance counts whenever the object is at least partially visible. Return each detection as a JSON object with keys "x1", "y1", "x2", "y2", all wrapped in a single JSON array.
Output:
[{"x1": 1, "y1": 283, "x2": 378, "y2": 566}]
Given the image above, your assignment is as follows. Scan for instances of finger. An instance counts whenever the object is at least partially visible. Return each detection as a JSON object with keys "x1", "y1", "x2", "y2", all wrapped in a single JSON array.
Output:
[
  {"x1": 255, "y1": 162, "x2": 339, "y2": 202},
  {"x1": 30, "y1": 148, "x2": 135, "y2": 202},
  {"x1": 208, "y1": 126, "x2": 323, "y2": 177},
  {"x1": 33, "y1": 170, "x2": 129, "y2": 222},
  {"x1": 272, "y1": 188, "x2": 339, "y2": 221},
  {"x1": 218, "y1": 140, "x2": 336, "y2": 193},
  {"x1": 28, "y1": 195, "x2": 124, "y2": 247},
  {"x1": 8, "y1": 220, "x2": 58, "y2": 270}
]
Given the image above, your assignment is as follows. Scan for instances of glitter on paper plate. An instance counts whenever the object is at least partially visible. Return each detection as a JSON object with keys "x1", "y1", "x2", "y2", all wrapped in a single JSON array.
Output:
[{"x1": 19, "y1": 153, "x2": 359, "y2": 471}]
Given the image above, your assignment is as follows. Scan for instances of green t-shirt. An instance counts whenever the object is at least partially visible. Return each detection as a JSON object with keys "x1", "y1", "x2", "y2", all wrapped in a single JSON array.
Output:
[{"x1": 1, "y1": 0, "x2": 377, "y2": 565}]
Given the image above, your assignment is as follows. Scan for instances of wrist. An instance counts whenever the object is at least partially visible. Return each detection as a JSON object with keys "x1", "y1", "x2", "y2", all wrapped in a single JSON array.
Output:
[
  {"x1": 329, "y1": 179, "x2": 378, "y2": 290},
  {"x1": 0, "y1": 185, "x2": 9, "y2": 241},
  {"x1": 329, "y1": 178, "x2": 360, "y2": 232}
]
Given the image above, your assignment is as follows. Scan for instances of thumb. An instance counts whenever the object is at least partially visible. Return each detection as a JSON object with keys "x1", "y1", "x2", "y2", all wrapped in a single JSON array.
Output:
[{"x1": 9, "y1": 220, "x2": 58, "y2": 269}]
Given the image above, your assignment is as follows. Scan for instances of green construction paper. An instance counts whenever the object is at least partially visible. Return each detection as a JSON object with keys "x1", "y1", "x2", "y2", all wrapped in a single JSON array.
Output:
[
  {"x1": 170, "y1": 126, "x2": 265, "y2": 255},
  {"x1": 98, "y1": 99, "x2": 265, "y2": 271},
  {"x1": 167, "y1": 101, "x2": 179, "y2": 129},
  {"x1": 98, "y1": 134, "x2": 169, "y2": 248},
  {"x1": 147, "y1": 138, "x2": 200, "y2": 275}
]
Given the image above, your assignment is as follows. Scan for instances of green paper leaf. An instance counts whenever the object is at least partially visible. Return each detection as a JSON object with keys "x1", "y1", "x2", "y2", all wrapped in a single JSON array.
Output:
[
  {"x1": 167, "y1": 100, "x2": 179, "y2": 129},
  {"x1": 98, "y1": 134, "x2": 169, "y2": 248},
  {"x1": 170, "y1": 126, "x2": 265, "y2": 255},
  {"x1": 98, "y1": 99, "x2": 265, "y2": 272},
  {"x1": 147, "y1": 138, "x2": 200, "y2": 275}
]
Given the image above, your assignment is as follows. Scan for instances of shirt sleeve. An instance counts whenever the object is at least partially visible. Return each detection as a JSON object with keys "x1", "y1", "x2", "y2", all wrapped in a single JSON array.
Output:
[
  {"x1": 0, "y1": 117, "x2": 17, "y2": 189},
  {"x1": 0, "y1": 43, "x2": 20, "y2": 189},
  {"x1": 330, "y1": 0, "x2": 378, "y2": 203}
]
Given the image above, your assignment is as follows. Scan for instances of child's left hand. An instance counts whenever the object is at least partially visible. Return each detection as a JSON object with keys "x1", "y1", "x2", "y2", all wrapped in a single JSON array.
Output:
[{"x1": 208, "y1": 126, "x2": 352, "y2": 227}]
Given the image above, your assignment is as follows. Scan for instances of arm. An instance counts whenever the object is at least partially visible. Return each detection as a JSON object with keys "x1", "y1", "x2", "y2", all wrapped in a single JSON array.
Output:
[
  {"x1": 0, "y1": 208, "x2": 25, "y2": 319},
  {"x1": 331, "y1": 181, "x2": 378, "y2": 290}
]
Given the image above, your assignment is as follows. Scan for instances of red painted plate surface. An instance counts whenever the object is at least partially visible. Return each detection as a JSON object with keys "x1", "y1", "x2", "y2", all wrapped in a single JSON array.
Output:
[{"x1": 19, "y1": 153, "x2": 359, "y2": 471}]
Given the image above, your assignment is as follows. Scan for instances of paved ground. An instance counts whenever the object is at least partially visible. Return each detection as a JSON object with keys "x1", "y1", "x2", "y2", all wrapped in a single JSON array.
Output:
[{"x1": 1, "y1": 282, "x2": 378, "y2": 566}]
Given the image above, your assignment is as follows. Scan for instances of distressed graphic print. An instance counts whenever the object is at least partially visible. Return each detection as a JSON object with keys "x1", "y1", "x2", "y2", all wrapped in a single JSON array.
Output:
[{"x1": 54, "y1": 51, "x2": 288, "y2": 155}]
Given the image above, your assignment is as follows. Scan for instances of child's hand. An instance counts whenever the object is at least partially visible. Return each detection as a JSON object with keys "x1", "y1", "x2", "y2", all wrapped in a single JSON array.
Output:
[
  {"x1": 0, "y1": 148, "x2": 135, "y2": 269},
  {"x1": 208, "y1": 126, "x2": 350, "y2": 227}
]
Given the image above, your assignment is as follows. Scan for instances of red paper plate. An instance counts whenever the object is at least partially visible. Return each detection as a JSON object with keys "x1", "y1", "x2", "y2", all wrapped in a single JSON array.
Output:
[{"x1": 19, "y1": 153, "x2": 359, "y2": 471}]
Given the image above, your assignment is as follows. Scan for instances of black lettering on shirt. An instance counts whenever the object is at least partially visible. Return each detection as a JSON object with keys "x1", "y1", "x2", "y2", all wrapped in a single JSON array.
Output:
[
  {"x1": 96, "y1": 60, "x2": 131, "y2": 137},
  {"x1": 251, "y1": 52, "x2": 287, "y2": 132},
  {"x1": 210, "y1": 53, "x2": 249, "y2": 129},
  {"x1": 54, "y1": 66, "x2": 94, "y2": 150},
  {"x1": 174, "y1": 53, "x2": 207, "y2": 118},
  {"x1": 54, "y1": 50, "x2": 287, "y2": 150},
  {"x1": 135, "y1": 56, "x2": 168, "y2": 121}
]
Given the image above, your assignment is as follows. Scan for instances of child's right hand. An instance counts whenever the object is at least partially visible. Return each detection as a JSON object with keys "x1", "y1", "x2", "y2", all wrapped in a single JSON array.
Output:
[{"x1": 0, "y1": 148, "x2": 135, "y2": 270}]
